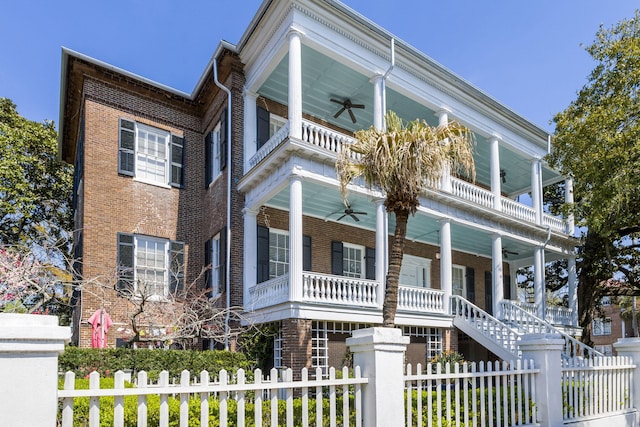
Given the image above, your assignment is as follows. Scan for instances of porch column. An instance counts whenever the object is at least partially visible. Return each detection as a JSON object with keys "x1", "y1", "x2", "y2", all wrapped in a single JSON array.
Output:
[
  {"x1": 565, "y1": 177, "x2": 575, "y2": 234},
  {"x1": 567, "y1": 254, "x2": 578, "y2": 327},
  {"x1": 533, "y1": 246, "x2": 546, "y2": 319},
  {"x1": 489, "y1": 136, "x2": 502, "y2": 211},
  {"x1": 243, "y1": 90, "x2": 258, "y2": 173},
  {"x1": 491, "y1": 234, "x2": 504, "y2": 318},
  {"x1": 289, "y1": 175, "x2": 303, "y2": 301},
  {"x1": 375, "y1": 198, "x2": 387, "y2": 309},
  {"x1": 371, "y1": 74, "x2": 384, "y2": 131},
  {"x1": 440, "y1": 219, "x2": 452, "y2": 313},
  {"x1": 243, "y1": 207, "x2": 258, "y2": 305},
  {"x1": 531, "y1": 159, "x2": 543, "y2": 225},
  {"x1": 288, "y1": 28, "x2": 303, "y2": 140},
  {"x1": 436, "y1": 109, "x2": 452, "y2": 192}
]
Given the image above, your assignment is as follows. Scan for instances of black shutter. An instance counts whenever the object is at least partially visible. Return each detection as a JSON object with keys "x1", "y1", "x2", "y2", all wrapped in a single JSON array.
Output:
[
  {"x1": 118, "y1": 118, "x2": 135, "y2": 176},
  {"x1": 205, "y1": 131, "x2": 213, "y2": 187},
  {"x1": 466, "y1": 267, "x2": 475, "y2": 304},
  {"x1": 170, "y1": 135, "x2": 185, "y2": 188},
  {"x1": 365, "y1": 247, "x2": 376, "y2": 280},
  {"x1": 257, "y1": 106, "x2": 270, "y2": 149},
  {"x1": 220, "y1": 108, "x2": 228, "y2": 171},
  {"x1": 219, "y1": 228, "x2": 227, "y2": 293},
  {"x1": 303, "y1": 235, "x2": 312, "y2": 271},
  {"x1": 117, "y1": 233, "x2": 134, "y2": 293},
  {"x1": 257, "y1": 225, "x2": 270, "y2": 283},
  {"x1": 331, "y1": 241, "x2": 343, "y2": 276},
  {"x1": 204, "y1": 238, "x2": 212, "y2": 292},
  {"x1": 169, "y1": 241, "x2": 185, "y2": 293},
  {"x1": 484, "y1": 271, "x2": 493, "y2": 316},
  {"x1": 503, "y1": 274, "x2": 512, "y2": 300}
]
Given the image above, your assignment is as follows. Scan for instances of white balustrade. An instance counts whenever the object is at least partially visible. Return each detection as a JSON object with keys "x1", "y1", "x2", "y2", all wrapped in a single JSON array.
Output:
[
  {"x1": 248, "y1": 122, "x2": 290, "y2": 167},
  {"x1": 397, "y1": 286, "x2": 445, "y2": 313},
  {"x1": 450, "y1": 177, "x2": 495, "y2": 209},
  {"x1": 543, "y1": 213, "x2": 568, "y2": 233},
  {"x1": 302, "y1": 272, "x2": 378, "y2": 306},
  {"x1": 502, "y1": 197, "x2": 537, "y2": 223},
  {"x1": 249, "y1": 274, "x2": 289, "y2": 310}
]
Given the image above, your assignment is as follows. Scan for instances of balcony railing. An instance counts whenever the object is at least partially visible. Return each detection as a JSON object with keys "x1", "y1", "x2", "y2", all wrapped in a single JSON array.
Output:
[
  {"x1": 506, "y1": 300, "x2": 574, "y2": 327},
  {"x1": 249, "y1": 274, "x2": 289, "y2": 310},
  {"x1": 397, "y1": 286, "x2": 445, "y2": 313},
  {"x1": 302, "y1": 272, "x2": 378, "y2": 306},
  {"x1": 247, "y1": 119, "x2": 568, "y2": 234}
]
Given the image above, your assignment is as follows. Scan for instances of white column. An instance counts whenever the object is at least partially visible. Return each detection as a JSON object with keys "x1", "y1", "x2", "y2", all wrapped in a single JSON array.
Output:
[
  {"x1": 567, "y1": 254, "x2": 578, "y2": 327},
  {"x1": 531, "y1": 159, "x2": 543, "y2": 225},
  {"x1": 243, "y1": 207, "x2": 258, "y2": 306},
  {"x1": 440, "y1": 219, "x2": 452, "y2": 313},
  {"x1": 288, "y1": 29, "x2": 303, "y2": 140},
  {"x1": 375, "y1": 199, "x2": 387, "y2": 309},
  {"x1": 371, "y1": 74, "x2": 384, "y2": 131},
  {"x1": 565, "y1": 177, "x2": 575, "y2": 235},
  {"x1": 347, "y1": 327, "x2": 410, "y2": 427},
  {"x1": 492, "y1": 234, "x2": 504, "y2": 318},
  {"x1": 289, "y1": 175, "x2": 303, "y2": 301},
  {"x1": 436, "y1": 109, "x2": 452, "y2": 192},
  {"x1": 489, "y1": 136, "x2": 502, "y2": 211},
  {"x1": 243, "y1": 91, "x2": 258, "y2": 173},
  {"x1": 533, "y1": 246, "x2": 546, "y2": 319},
  {"x1": 0, "y1": 314, "x2": 70, "y2": 427},
  {"x1": 519, "y1": 334, "x2": 565, "y2": 426}
]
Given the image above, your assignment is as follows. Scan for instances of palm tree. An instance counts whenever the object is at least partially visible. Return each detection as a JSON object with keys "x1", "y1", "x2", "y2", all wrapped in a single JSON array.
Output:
[{"x1": 336, "y1": 111, "x2": 475, "y2": 327}]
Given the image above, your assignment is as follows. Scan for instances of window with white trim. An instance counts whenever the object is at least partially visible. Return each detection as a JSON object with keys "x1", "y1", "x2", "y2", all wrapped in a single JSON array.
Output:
[
  {"x1": 312, "y1": 321, "x2": 329, "y2": 377},
  {"x1": 400, "y1": 254, "x2": 431, "y2": 287},
  {"x1": 343, "y1": 243, "x2": 364, "y2": 278},
  {"x1": 273, "y1": 327, "x2": 283, "y2": 369},
  {"x1": 452, "y1": 265, "x2": 466, "y2": 296},
  {"x1": 269, "y1": 229, "x2": 289, "y2": 279},
  {"x1": 117, "y1": 233, "x2": 184, "y2": 298},
  {"x1": 205, "y1": 110, "x2": 228, "y2": 186},
  {"x1": 269, "y1": 114, "x2": 287, "y2": 138},
  {"x1": 210, "y1": 234, "x2": 221, "y2": 295},
  {"x1": 118, "y1": 119, "x2": 184, "y2": 188},
  {"x1": 592, "y1": 317, "x2": 612, "y2": 336}
]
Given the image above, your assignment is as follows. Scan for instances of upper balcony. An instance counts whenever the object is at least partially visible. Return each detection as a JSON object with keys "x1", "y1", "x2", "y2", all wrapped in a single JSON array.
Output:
[{"x1": 244, "y1": 117, "x2": 570, "y2": 235}]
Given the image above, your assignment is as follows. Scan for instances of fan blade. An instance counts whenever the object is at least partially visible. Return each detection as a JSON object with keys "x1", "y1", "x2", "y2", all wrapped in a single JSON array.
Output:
[
  {"x1": 351, "y1": 104, "x2": 365, "y2": 109},
  {"x1": 349, "y1": 213, "x2": 360, "y2": 222},
  {"x1": 330, "y1": 98, "x2": 343, "y2": 104},
  {"x1": 352, "y1": 211, "x2": 367, "y2": 215},
  {"x1": 336, "y1": 213, "x2": 347, "y2": 221},
  {"x1": 334, "y1": 107, "x2": 346, "y2": 118},
  {"x1": 348, "y1": 108, "x2": 357, "y2": 123}
]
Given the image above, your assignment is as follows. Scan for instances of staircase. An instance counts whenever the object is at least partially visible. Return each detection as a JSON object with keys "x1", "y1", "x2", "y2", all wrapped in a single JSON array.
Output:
[{"x1": 451, "y1": 296, "x2": 602, "y2": 360}]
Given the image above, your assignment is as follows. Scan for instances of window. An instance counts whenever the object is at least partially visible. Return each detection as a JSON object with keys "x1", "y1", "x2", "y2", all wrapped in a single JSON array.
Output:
[
  {"x1": 269, "y1": 114, "x2": 286, "y2": 138},
  {"x1": 257, "y1": 107, "x2": 287, "y2": 149},
  {"x1": 400, "y1": 254, "x2": 431, "y2": 287},
  {"x1": 594, "y1": 344, "x2": 613, "y2": 356},
  {"x1": 205, "y1": 231, "x2": 226, "y2": 296},
  {"x1": 117, "y1": 233, "x2": 184, "y2": 298},
  {"x1": 592, "y1": 317, "x2": 612, "y2": 336},
  {"x1": 452, "y1": 265, "x2": 466, "y2": 296},
  {"x1": 269, "y1": 229, "x2": 289, "y2": 279},
  {"x1": 331, "y1": 241, "x2": 374, "y2": 279},
  {"x1": 343, "y1": 243, "x2": 364, "y2": 278},
  {"x1": 273, "y1": 327, "x2": 283, "y2": 369},
  {"x1": 312, "y1": 321, "x2": 329, "y2": 377},
  {"x1": 205, "y1": 110, "x2": 228, "y2": 186},
  {"x1": 119, "y1": 118, "x2": 184, "y2": 188}
]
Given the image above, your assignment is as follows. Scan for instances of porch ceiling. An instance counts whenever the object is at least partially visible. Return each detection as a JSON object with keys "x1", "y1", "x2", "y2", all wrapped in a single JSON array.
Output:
[
  {"x1": 257, "y1": 45, "x2": 561, "y2": 198},
  {"x1": 265, "y1": 180, "x2": 536, "y2": 263}
]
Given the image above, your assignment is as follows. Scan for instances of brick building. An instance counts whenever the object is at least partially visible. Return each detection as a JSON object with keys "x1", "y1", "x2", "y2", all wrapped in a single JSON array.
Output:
[{"x1": 59, "y1": 0, "x2": 579, "y2": 371}]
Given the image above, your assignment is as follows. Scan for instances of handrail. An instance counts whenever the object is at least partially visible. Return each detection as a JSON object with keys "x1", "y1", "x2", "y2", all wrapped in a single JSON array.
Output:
[
  {"x1": 450, "y1": 295, "x2": 520, "y2": 358},
  {"x1": 500, "y1": 300, "x2": 602, "y2": 359}
]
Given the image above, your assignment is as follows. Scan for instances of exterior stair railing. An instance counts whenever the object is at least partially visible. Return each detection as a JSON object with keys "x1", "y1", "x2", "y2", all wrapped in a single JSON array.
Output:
[
  {"x1": 500, "y1": 300, "x2": 602, "y2": 359},
  {"x1": 450, "y1": 295, "x2": 520, "y2": 361}
]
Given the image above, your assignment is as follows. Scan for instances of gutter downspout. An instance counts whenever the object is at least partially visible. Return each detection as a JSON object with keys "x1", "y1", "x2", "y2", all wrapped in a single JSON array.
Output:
[{"x1": 213, "y1": 56, "x2": 233, "y2": 351}]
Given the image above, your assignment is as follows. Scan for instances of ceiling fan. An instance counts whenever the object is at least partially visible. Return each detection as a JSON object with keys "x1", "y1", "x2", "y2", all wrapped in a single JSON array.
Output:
[
  {"x1": 502, "y1": 248, "x2": 519, "y2": 259},
  {"x1": 326, "y1": 202, "x2": 368, "y2": 222},
  {"x1": 330, "y1": 98, "x2": 365, "y2": 123}
]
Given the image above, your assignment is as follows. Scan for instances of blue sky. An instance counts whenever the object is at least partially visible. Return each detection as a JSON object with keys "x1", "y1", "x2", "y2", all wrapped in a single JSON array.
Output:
[{"x1": 1, "y1": 1, "x2": 636, "y2": 132}]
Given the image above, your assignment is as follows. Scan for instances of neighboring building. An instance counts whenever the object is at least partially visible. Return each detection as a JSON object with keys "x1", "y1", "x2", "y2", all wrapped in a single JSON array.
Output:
[
  {"x1": 59, "y1": 0, "x2": 579, "y2": 370},
  {"x1": 591, "y1": 297, "x2": 638, "y2": 356}
]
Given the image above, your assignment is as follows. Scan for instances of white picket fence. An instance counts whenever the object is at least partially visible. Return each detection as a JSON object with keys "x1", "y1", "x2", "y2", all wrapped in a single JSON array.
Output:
[
  {"x1": 562, "y1": 356, "x2": 635, "y2": 422},
  {"x1": 404, "y1": 360, "x2": 538, "y2": 427},
  {"x1": 58, "y1": 366, "x2": 366, "y2": 427}
]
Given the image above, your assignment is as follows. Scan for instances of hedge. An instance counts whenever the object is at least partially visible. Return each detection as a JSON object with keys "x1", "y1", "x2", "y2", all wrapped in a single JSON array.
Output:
[{"x1": 59, "y1": 347, "x2": 253, "y2": 381}]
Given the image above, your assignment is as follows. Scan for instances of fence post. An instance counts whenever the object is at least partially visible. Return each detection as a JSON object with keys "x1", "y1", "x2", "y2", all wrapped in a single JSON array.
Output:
[
  {"x1": 0, "y1": 313, "x2": 70, "y2": 426},
  {"x1": 347, "y1": 327, "x2": 409, "y2": 427},
  {"x1": 518, "y1": 333, "x2": 564, "y2": 427},
  {"x1": 614, "y1": 338, "x2": 640, "y2": 411}
]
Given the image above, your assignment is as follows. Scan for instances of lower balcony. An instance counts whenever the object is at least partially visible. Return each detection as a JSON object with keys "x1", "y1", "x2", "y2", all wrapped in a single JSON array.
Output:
[{"x1": 248, "y1": 272, "x2": 446, "y2": 316}]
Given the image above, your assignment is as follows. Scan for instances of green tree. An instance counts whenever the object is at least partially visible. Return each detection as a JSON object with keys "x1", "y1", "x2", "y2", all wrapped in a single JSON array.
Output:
[
  {"x1": 336, "y1": 111, "x2": 475, "y2": 327},
  {"x1": 548, "y1": 11, "x2": 640, "y2": 339},
  {"x1": 0, "y1": 98, "x2": 73, "y2": 245}
]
